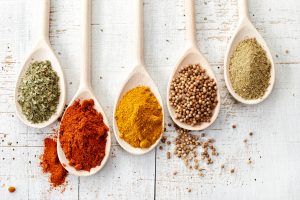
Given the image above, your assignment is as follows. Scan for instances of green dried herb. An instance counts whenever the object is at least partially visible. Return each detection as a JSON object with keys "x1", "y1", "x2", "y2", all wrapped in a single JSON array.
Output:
[
  {"x1": 229, "y1": 38, "x2": 271, "y2": 100},
  {"x1": 17, "y1": 60, "x2": 60, "y2": 123}
]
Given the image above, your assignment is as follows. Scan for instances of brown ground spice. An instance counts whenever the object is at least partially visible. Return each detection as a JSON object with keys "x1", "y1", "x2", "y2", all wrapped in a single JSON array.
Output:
[{"x1": 40, "y1": 138, "x2": 68, "y2": 187}]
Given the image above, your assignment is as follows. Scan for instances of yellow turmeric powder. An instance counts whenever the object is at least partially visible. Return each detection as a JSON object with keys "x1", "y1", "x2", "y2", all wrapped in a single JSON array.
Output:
[{"x1": 115, "y1": 86, "x2": 163, "y2": 148}]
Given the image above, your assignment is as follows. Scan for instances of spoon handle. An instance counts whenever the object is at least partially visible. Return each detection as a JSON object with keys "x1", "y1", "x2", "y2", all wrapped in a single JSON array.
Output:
[
  {"x1": 185, "y1": 0, "x2": 197, "y2": 47},
  {"x1": 81, "y1": 0, "x2": 92, "y2": 89},
  {"x1": 40, "y1": 0, "x2": 50, "y2": 40},
  {"x1": 238, "y1": 0, "x2": 249, "y2": 20},
  {"x1": 135, "y1": 0, "x2": 144, "y2": 65}
]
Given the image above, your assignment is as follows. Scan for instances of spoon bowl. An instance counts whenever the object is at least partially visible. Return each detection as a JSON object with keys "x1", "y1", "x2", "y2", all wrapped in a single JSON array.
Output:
[
  {"x1": 113, "y1": 65, "x2": 164, "y2": 155},
  {"x1": 167, "y1": 47, "x2": 221, "y2": 131},
  {"x1": 166, "y1": 0, "x2": 220, "y2": 131},
  {"x1": 57, "y1": 0, "x2": 111, "y2": 176},
  {"x1": 15, "y1": 0, "x2": 66, "y2": 128},
  {"x1": 224, "y1": 0, "x2": 275, "y2": 104},
  {"x1": 113, "y1": 0, "x2": 164, "y2": 155}
]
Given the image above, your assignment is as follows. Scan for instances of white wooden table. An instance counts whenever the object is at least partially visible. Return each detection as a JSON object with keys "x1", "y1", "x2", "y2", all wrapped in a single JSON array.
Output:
[{"x1": 0, "y1": 0, "x2": 299, "y2": 199}]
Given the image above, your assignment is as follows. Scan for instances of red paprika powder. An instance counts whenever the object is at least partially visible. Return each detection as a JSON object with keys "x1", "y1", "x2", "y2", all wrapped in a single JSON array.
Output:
[
  {"x1": 59, "y1": 99, "x2": 108, "y2": 171},
  {"x1": 40, "y1": 137, "x2": 68, "y2": 187}
]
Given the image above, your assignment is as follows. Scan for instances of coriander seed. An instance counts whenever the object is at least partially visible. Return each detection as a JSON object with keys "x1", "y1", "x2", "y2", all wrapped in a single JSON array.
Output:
[{"x1": 169, "y1": 64, "x2": 218, "y2": 126}]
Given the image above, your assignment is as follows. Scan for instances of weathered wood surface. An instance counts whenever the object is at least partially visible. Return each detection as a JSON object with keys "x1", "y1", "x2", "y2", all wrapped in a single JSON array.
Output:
[{"x1": 0, "y1": 0, "x2": 299, "y2": 199}]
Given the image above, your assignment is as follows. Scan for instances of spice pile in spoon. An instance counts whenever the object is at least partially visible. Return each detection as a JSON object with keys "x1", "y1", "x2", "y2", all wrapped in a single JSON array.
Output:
[
  {"x1": 169, "y1": 64, "x2": 218, "y2": 126},
  {"x1": 17, "y1": 60, "x2": 60, "y2": 123},
  {"x1": 115, "y1": 86, "x2": 163, "y2": 148},
  {"x1": 229, "y1": 38, "x2": 271, "y2": 99},
  {"x1": 59, "y1": 99, "x2": 108, "y2": 171}
]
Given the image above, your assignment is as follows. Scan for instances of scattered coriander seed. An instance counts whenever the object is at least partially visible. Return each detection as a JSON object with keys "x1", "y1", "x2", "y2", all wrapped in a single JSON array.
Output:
[
  {"x1": 208, "y1": 138, "x2": 215, "y2": 143},
  {"x1": 173, "y1": 126, "x2": 218, "y2": 175},
  {"x1": 173, "y1": 171, "x2": 177, "y2": 176},
  {"x1": 169, "y1": 64, "x2": 218, "y2": 126},
  {"x1": 249, "y1": 132, "x2": 253, "y2": 136},
  {"x1": 161, "y1": 136, "x2": 167, "y2": 143},
  {"x1": 188, "y1": 188, "x2": 192, "y2": 193},
  {"x1": 243, "y1": 139, "x2": 248, "y2": 143},
  {"x1": 232, "y1": 124, "x2": 237, "y2": 128},
  {"x1": 230, "y1": 169, "x2": 235, "y2": 173},
  {"x1": 167, "y1": 152, "x2": 171, "y2": 159},
  {"x1": 221, "y1": 164, "x2": 225, "y2": 169},
  {"x1": 159, "y1": 146, "x2": 163, "y2": 150}
]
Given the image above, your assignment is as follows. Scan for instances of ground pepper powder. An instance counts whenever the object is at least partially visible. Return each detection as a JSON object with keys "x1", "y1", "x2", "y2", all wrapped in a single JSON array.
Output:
[
  {"x1": 40, "y1": 138, "x2": 68, "y2": 187},
  {"x1": 229, "y1": 38, "x2": 271, "y2": 99},
  {"x1": 59, "y1": 99, "x2": 108, "y2": 171}
]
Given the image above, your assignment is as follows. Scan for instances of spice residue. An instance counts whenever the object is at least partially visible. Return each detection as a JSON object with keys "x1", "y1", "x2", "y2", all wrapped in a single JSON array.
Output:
[
  {"x1": 115, "y1": 86, "x2": 163, "y2": 148},
  {"x1": 40, "y1": 137, "x2": 68, "y2": 187},
  {"x1": 169, "y1": 64, "x2": 218, "y2": 126},
  {"x1": 8, "y1": 186, "x2": 16, "y2": 193},
  {"x1": 59, "y1": 99, "x2": 108, "y2": 171},
  {"x1": 229, "y1": 38, "x2": 271, "y2": 99},
  {"x1": 174, "y1": 127, "x2": 218, "y2": 171},
  {"x1": 17, "y1": 60, "x2": 60, "y2": 123}
]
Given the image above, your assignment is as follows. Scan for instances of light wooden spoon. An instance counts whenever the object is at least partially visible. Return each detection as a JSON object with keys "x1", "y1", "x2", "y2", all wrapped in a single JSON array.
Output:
[
  {"x1": 113, "y1": 0, "x2": 164, "y2": 155},
  {"x1": 15, "y1": 0, "x2": 66, "y2": 128},
  {"x1": 57, "y1": 0, "x2": 111, "y2": 176},
  {"x1": 224, "y1": 0, "x2": 275, "y2": 104},
  {"x1": 167, "y1": 0, "x2": 221, "y2": 131}
]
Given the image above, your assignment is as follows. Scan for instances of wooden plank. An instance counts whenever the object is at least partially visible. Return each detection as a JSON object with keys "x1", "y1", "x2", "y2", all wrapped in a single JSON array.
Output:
[
  {"x1": 0, "y1": 0, "x2": 299, "y2": 199},
  {"x1": 154, "y1": 0, "x2": 300, "y2": 199},
  {"x1": 0, "y1": 147, "x2": 78, "y2": 200}
]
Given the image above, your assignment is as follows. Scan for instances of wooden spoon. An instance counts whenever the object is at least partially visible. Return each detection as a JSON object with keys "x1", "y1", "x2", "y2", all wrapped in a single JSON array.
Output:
[
  {"x1": 57, "y1": 0, "x2": 111, "y2": 176},
  {"x1": 224, "y1": 0, "x2": 275, "y2": 104},
  {"x1": 15, "y1": 0, "x2": 66, "y2": 128},
  {"x1": 113, "y1": 0, "x2": 164, "y2": 155},
  {"x1": 166, "y1": 0, "x2": 221, "y2": 131}
]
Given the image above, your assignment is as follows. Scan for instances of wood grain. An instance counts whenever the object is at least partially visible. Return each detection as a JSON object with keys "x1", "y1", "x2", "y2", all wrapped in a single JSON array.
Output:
[{"x1": 0, "y1": 0, "x2": 299, "y2": 199}]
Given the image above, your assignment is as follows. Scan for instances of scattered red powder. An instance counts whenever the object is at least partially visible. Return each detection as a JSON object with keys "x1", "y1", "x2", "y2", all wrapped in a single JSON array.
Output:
[{"x1": 40, "y1": 138, "x2": 68, "y2": 187}]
